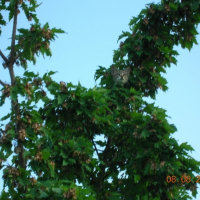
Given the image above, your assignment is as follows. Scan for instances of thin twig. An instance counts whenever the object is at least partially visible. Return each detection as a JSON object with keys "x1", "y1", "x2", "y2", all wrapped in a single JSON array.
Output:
[
  {"x1": 10, "y1": 4, "x2": 18, "y2": 66},
  {"x1": 0, "y1": 80, "x2": 6, "y2": 87},
  {"x1": 81, "y1": 121, "x2": 101, "y2": 159},
  {"x1": 92, "y1": 138, "x2": 100, "y2": 159},
  {"x1": 0, "y1": 50, "x2": 9, "y2": 64}
]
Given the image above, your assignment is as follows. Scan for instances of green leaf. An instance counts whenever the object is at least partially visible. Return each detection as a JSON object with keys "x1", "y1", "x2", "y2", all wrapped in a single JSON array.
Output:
[
  {"x1": 135, "y1": 50, "x2": 143, "y2": 56},
  {"x1": 52, "y1": 188, "x2": 62, "y2": 194},
  {"x1": 156, "y1": 38, "x2": 163, "y2": 46},
  {"x1": 51, "y1": 28, "x2": 65, "y2": 33},
  {"x1": 0, "y1": 113, "x2": 11, "y2": 121},
  {"x1": 57, "y1": 95, "x2": 64, "y2": 104},
  {"x1": 32, "y1": 55, "x2": 37, "y2": 64},
  {"x1": 157, "y1": 75, "x2": 167, "y2": 85},
  {"x1": 38, "y1": 191, "x2": 48, "y2": 198},
  {"x1": 31, "y1": 14, "x2": 39, "y2": 23},
  {"x1": 23, "y1": 71, "x2": 38, "y2": 78},
  {"x1": 141, "y1": 129, "x2": 150, "y2": 138},
  {"x1": 0, "y1": 190, "x2": 9, "y2": 199},
  {"x1": 41, "y1": 149, "x2": 51, "y2": 160},
  {"x1": 18, "y1": 176, "x2": 29, "y2": 187},
  {"x1": 190, "y1": 2, "x2": 199, "y2": 11},
  {"x1": 146, "y1": 36, "x2": 153, "y2": 41},
  {"x1": 180, "y1": 142, "x2": 194, "y2": 152},
  {"x1": 129, "y1": 16, "x2": 139, "y2": 26},
  {"x1": 61, "y1": 150, "x2": 68, "y2": 159},
  {"x1": 48, "y1": 71, "x2": 57, "y2": 76},
  {"x1": 35, "y1": 91, "x2": 42, "y2": 103},
  {"x1": 167, "y1": 138, "x2": 177, "y2": 146},
  {"x1": 42, "y1": 180, "x2": 53, "y2": 188},
  {"x1": 18, "y1": 28, "x2": 29, "y2": 34},
  {"x1": 76, "y1": 110, "x2": 83, "y2": 115},
  {"x1": 162, "y1": 121, "x2": 171, "y2": 133},
  {"x1": 95, "y1": 140, "x2": 106, "y2": 147},
  {"x1": 68, "y1": 158, "x2": 76, "y2": 164},
  {"x1": 45, "y1": 48, "x2": 52, "y2": 57},
  {"x1": 43, "y1": 22, "x2": 49, "y2": 29},
  {"x1": 1, "y1": 143, "x2": 12, "y2": 157},
  {"x1": 48, "y1": 84, "x2": 57, "y2": 93},
  {"x1": 63, "y1": 160, "x2": 68, "y2": 166},
  {"x1": 169, "y1": 2, "x2": 177, "y2": 11},
  {"x1": 174, "y1": 161, "x2": 181, "y2": 168},
  {"x1": 113, "y1": 50, "x2": 121, "y2": 62},
  {"x1": 117, "y1": 31, "x2": 131, "y2": 42},
  {"x1": 26, "y1": 188, "x2": 37, "y2": 198},
  {"x1": 7, "y1": 128, "x2": 15, "y2": 135},
  {"x1": 8, "y1": 8, "x2": 14, "y2": 21},
  {"x1": 10, "y1": 0, "x2": 17, "y2": 7},
  {"x1": 144, "y1": 163, "x2": 151, "y2": 175}
]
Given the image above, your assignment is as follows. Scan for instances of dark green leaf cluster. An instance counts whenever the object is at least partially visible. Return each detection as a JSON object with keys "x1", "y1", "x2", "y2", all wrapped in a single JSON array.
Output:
[
  {"x1": 1, "y1": 69, "x2": 200, "y2": 199},
  {"x1": 95, "y1": 0, "x2": 200, "y2": 99}
]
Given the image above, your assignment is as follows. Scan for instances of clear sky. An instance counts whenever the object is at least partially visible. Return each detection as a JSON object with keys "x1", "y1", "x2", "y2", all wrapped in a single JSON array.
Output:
[{"x1": 0, "y1": 0, "x2": 200, "y2": 198}]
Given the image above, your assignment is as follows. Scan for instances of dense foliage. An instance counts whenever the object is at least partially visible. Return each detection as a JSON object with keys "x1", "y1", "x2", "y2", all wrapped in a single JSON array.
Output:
[{"x1": 0, "y1": 0, "x2": 200, "y2": 199}]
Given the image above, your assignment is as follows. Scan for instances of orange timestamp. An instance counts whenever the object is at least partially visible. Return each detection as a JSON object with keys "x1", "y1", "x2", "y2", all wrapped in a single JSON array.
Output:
[{"x1": 166, "y1": 175, "x2": 200, "y2": 183}]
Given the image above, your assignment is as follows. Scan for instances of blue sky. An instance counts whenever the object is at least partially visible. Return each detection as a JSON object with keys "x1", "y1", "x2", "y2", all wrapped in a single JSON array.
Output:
[{"x1": 0, "y1": 0, "x2": 200, "y2": 198}]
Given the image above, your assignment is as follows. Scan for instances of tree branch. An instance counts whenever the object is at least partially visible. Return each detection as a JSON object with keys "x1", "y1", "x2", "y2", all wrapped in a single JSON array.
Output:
[
  {"x1": 0, "y1": 80, "x2": 6, "y2": 87},
  {"x1": 8, "y1": 3, "x2": 26, "y2": 174},
  {"x1": 9, "y1": 4, "x2": 18, "y2": 66},
  {"x1": 92, "y1": 138, "x2": 100, "y2": 158},
  {"x1": 0, "y1": 50, "x2": 9, "y2": 68},
  {"x1": 81, "y1": 121, "x2": 101, "y2": 159},
  {"x1": 103, "y1": 159, "x2": 128, "y2": 181}
]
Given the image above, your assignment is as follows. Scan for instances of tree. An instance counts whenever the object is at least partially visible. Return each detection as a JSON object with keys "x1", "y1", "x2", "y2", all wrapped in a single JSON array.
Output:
[{"x1": 0, "y1": 0, "x2": 200, "y2": 199}]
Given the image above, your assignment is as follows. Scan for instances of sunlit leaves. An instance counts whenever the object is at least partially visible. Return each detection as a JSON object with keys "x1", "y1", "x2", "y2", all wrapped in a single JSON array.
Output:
[
  {"x1": 180, "y1": 142, "x2": 195, "y2": 152},
  {"x1": 129, "y1": 16, "x2": 140, "y2": 26},
  {"x1": 51, "y1": 28, "x2": 65, "y2": 34}
]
